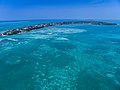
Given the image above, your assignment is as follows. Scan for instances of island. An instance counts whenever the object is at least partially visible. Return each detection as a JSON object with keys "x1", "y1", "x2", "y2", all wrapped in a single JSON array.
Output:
[{"x1": 0, "y1": 21, "x2": 118, "y2": 36}]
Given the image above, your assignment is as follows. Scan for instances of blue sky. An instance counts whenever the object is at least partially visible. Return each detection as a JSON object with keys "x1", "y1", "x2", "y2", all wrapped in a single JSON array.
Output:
[{"x1": 0, "y1": 0, "x2": 120, "y2": 20}]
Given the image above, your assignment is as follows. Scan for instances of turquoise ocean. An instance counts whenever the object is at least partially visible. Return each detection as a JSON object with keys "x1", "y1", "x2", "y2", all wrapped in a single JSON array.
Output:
[{"x1": 0, "y1": 20, "x2": 120, "y2": 90}]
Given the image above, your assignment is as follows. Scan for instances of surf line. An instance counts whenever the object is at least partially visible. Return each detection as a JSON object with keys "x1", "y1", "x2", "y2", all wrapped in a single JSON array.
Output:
[{"x1": 0, "y1": 21, "x2": 118, "y2": 36}]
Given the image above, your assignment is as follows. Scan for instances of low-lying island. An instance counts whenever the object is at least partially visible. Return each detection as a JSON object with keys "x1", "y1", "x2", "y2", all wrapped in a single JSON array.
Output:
[{"x1": 0, "y1": 21, "x2": 118, "y2": 36}]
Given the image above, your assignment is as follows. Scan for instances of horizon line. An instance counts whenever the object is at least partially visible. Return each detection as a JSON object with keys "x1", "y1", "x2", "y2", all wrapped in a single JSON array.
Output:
[{"x1": 0, "y1": 18, "x2": 120, "y2": 21}]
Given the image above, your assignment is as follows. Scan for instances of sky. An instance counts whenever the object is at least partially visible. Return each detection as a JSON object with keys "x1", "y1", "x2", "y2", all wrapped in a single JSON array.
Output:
[{"x1": 0, "y1": 0, "x2": 120, "y2": 20}]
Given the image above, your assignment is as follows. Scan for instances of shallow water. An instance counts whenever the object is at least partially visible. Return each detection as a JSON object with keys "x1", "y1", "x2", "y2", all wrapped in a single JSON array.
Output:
[{"x1": 0, "y1": 20, "x2": 120, "y2": 90}]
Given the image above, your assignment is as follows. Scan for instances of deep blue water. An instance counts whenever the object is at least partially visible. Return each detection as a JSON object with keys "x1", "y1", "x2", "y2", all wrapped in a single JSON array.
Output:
[{"x1": 0, "y1": 20, "x2": 120, "y2": 90}]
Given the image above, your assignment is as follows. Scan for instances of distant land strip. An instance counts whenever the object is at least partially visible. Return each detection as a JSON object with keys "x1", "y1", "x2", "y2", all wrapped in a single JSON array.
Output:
[{"x1": 0, "y1": 21, "x2": 118, "y2": 36}]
